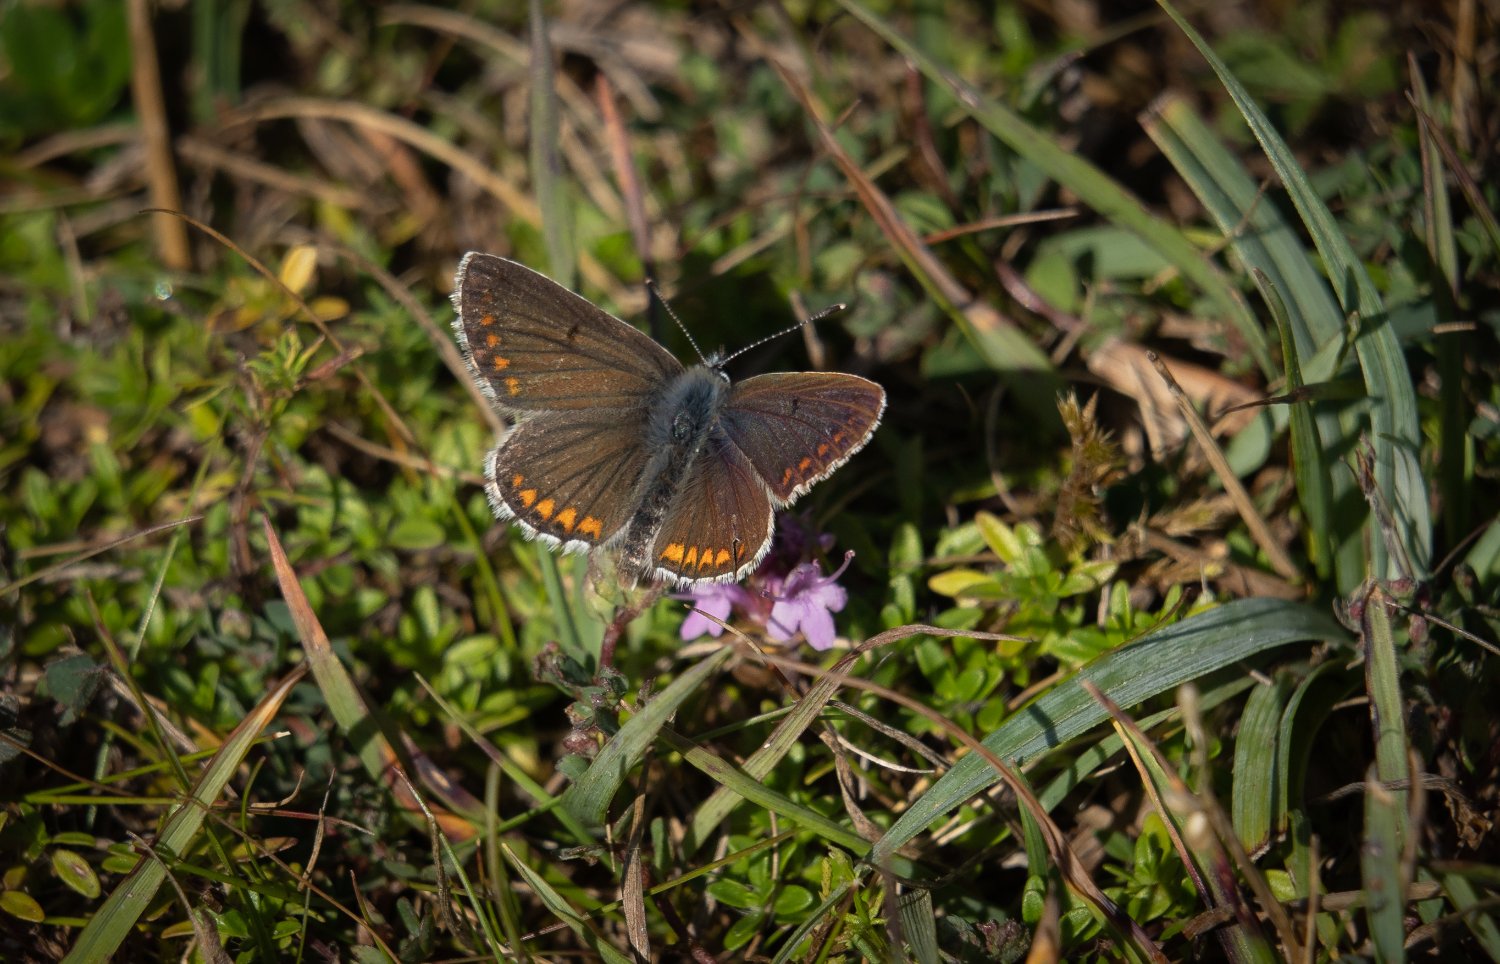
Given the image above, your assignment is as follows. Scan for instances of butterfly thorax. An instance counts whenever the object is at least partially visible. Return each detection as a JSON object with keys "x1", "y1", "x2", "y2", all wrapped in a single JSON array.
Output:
[{"x1": 618, "y1": 366, "x2": 732, "y2": 581}]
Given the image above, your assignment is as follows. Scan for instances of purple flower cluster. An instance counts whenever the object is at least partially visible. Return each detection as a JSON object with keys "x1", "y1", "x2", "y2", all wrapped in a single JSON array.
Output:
[{"x1": 677, "y1": 515, "x2": 854, "y2": 651}]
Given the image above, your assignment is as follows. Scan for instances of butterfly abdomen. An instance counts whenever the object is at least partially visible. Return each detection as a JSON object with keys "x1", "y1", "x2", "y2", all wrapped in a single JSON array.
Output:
[{"x1": 618, "y1": 367, "x2": 732, "y2": 582}]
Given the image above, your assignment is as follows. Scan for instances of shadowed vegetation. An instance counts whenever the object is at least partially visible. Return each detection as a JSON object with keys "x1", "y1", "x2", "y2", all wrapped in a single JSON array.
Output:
[{"x1": 2, "y1": 0, "x2": 1498, "y2": 960}]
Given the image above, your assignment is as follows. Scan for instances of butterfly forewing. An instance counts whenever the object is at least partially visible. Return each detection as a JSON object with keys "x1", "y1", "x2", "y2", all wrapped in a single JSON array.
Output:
[
  {"x1": 486, "y1": 411, "x2": 651, "y2": 551},
  {"x1": 454, "y1": 253, "x2": 682, "y2": 412},
  {"x1": 648, "y1": 435, "x2": 775, "y2": 585},
  {"x1": 719, "y1": 373, "x2": 886, "y2": 504}
]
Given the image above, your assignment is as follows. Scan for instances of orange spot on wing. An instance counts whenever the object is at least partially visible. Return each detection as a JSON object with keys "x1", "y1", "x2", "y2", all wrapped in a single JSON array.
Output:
[
  {"x1": 684, "y1": 546, "x2": 699, "y2": 567},
  {"x1": 817, "y1": 443, "x2": 829, "y2": 456},
  {"x1": 518, "y1": 489, "x2": 537, "y2": 508},
  {"x1": 505, "y1": 377, "x2": 520, "y2": 395},
  {"x1": 698, "y1": 547, "x2": 714, "y2": 570},
  {"x1": 579, "y1": 516, "x2": 603, "y2": 539},
  {"x1": 781, "y1": 468, "x2": 793, "y2": 486},
  {"x1": 485, "y1": 333, "x2": 499, "y2": 347},
  {"x1": 535, "y1": 498, "x2": 554, "y2": 520},
  {"x1": 512, "y1": 473, "x2": 524, "y2": 488},
  {"x1": 714, "y1": 549, "x2": 731, "y2": 567},
  {"x1": 555, "y1": 507, "x2": 577, "y2": 532},
  {"x1": 479, "y1": 314, "x2": 495, "y2": 327},
  {"x1": 491, "y1": 356, "x2": 510, "y2": 370},
  {"x1": 798, "y1": 457, "x2": 812, "y2": 472},
  {"x1": 661, "y1": 543, "x2": 685, "y2": 563},
  {"x1": 735, "y1": 542, "x2": 747, "y2": 560}
]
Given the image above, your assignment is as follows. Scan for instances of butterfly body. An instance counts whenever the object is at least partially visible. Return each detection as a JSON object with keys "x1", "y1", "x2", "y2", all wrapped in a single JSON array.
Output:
[
  {"x1": 453, "y1": 253, "x2": 885, "y2": 588},
  {"x1": 619, "y1": 365, "x2": 734, "y2": 581}
]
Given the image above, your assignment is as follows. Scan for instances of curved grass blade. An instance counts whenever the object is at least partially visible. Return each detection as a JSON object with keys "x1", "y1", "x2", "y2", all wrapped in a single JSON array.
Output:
[
  {"x1": 656, "y1": 724, "x2": 871, "y2": 854},
  {"x1": 685, "y1": 625, "x2": 999, "y2": 855},
  {"x1": 1410, "y1": 59, "x2": 1468, "y2": 549},
  {"x1": 1140, "y1": 95, "x2": 1342, "y2": 362},
  {"x1": 1037, "y1": 675, "x2": 1255, "y2": 814},
  {"x1": 872, "y1": 598, "x2": 1346, "y2": 863},
  {"x1": 835, "y1": 0, "x2": 1274, "y2": 377},
  {"x1": 561, "y1": 644, "x2": 736, "y2": 827},
  {"x1": 61, "y1": 667, "x2": 306, "y2": 963},
  {"x1": 501, "y1": 843, "x2": 633, "y2": 964},
  {"x1": 1154, "y1": 0, "x2": 1431, "y2": 581},
  {"x1": 1144, "y1": 96, "x2": 1363, "y2": 588}
]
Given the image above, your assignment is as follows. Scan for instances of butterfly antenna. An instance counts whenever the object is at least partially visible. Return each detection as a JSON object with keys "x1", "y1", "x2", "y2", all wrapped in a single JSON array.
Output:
[
  {"x1": 646, "y1": 277, "x2": 710, "y2": 365},
  {"x1": 718, "y1": 302, "x2": 847, "y2": 367}
]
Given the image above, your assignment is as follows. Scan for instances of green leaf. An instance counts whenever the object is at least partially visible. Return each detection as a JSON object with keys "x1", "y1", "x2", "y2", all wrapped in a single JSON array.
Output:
[
  {"x1": 927, "y1": 570, "x2": 996, "y2": 598},
  {"x1": 44, "y1": 653, "x2": 106, "y2": 727},
  {"x1": 773, "y1": 884, "x2": 814, "y2": 917},
  {"x1": 502, "y1": 843, "x2": 633, "y2": 964},
  {"x1": 388, "y1": 517, "x2": 446, "y2": 551},
  {"x1": 51, "y1": 849, "x2": 102, "y2": 900},
  {"x1": 0, "y1": 889, "x2": 44, "y2": 922},
  {"x1": 1362, "y1": 767, "x2": 1406, "y2": 961},
  {"x1": 975, "y1": 512, "x2": 1023, "y2": 564},
  {"x1": 872, "y1": 598, "x2": 1345, "y2": 863},
  {"x1": 706, "y1": 879, "x2": 759, "y2": 910}
]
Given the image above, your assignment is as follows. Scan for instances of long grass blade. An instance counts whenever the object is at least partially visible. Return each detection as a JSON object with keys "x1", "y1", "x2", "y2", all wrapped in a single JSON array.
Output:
[
  {"x1": 561, "y1": 644, "x2": 736, "y2": 826},
  {"x1": 1154, "y1": 0, "x2": 1431, "y2": 581},
  {"x1": 835, "y1": 0, "x2": 1275, "y2": 377},
  {"x1": 61, "y1": 668, "x2": 306, "y2": 962},
  {"x1": 872, "y1": 598, "x2": 1345, "y2": 862}
]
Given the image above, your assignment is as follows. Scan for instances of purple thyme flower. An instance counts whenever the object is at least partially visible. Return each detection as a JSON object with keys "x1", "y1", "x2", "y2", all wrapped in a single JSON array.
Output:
[
  {"x1": 679, "y1": 582, "x2": 756, "y2": 640},
  {"x1": 676, "y1": 525, "x2": 856, "y2": 650},
  {"x1": 765, "y1": 555, "x2": 852, "y2": 651}
]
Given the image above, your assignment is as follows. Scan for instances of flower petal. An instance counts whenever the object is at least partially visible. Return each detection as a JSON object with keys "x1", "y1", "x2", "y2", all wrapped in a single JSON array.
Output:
[{"x1": 799, "y1": 603, "x2": 838, "y2": 650}]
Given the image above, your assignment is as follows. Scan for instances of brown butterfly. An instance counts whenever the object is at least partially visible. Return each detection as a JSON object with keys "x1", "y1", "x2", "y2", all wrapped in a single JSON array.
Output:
[{"x1": 452, "y1": 254, "x2": 885, "y2": 586}]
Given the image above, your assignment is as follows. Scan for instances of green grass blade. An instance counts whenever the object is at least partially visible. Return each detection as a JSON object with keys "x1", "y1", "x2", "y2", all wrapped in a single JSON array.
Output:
[
  {"x1": 528, "y1": 0, "x2": 574, "y2": 290},
  {"x1": 872, "y1": 598, "x2": 1345, "y2": 863},
  {"x1": 1037, "y1": 676, "x2": 1255, "y2": 814},
  {"x1": 1362, "y1": 767, "x2": 1407, "y2": 961},
  {"x1": 683, "y1": 647, "x2": 849, "y2": 852},
  {"x1": 1230, "y1": 673, "x2": 1292, "y2": 854},
  {"x1": 61, "y1": 668, "x2": 305, "y2": 963},
  {"x1": 899, "y1": 889, "x2": 940, "y2": 964},
  {"x1": 1362, "y1": 588, "x2": 1411, "y2": 839},
  {"x1": 836, "y1": 0, "x2": 1275, "y2": 377},
  {"x1": 501, "y1": 843, "x2": 633, "y2": 964},
  {"x1": 264, "y1": 517, "x2": 400, "y2": 788},
  {"x1": 1144, "y1": 95, "x2": 1365, "y2": 588},
  {"x1": 1411, "y1": 62, "x2": 1468, "y2": 547},
  {"x1": 1141, "y1": 95, "x2": 1342, "y2": 360},
  {"x1": 1155, "y1": 0, "x2": 1431, "y2": 581},
  {"x1": 561, "y1": 645, "x2": 736, "y2": 826},
  {"x1": 1260, "y1": 272, "x2": 1336, "y2": 581},
  {"x1": 770, "y1": 878, "x2": 856, "y2": 964},
  {"x1": 1442, "y1": 870, "x2": 1500, "y2": 957},
  {"x1": 658, "y1": 725, "x2": 872, "y2": 854}
]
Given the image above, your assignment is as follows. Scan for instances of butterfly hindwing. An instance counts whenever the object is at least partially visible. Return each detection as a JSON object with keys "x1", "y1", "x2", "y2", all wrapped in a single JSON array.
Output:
[
  {"x1": 453, "y1": 253, "x2": 682, "y2": 412},
  {"x1": 647, "y1": 434, "x2": 775, "y2": 585},
  {"x1": 486, "y1": 411, "x2": 652, "y2": 551},
  {"x1": 718, "y1": 372, "x2": 886, "y2": 504}
]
